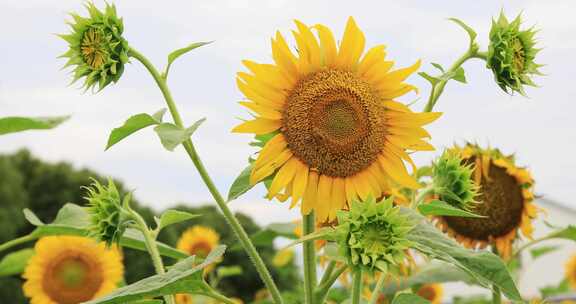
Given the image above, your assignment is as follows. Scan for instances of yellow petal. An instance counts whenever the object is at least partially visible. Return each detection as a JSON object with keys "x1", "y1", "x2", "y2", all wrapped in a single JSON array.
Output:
[
  {"x1": 232, "y1": 118, "x2": 281, "y2": 134},
  {"x1": 336, "y1": 17, "x2": 365, "y2": 68},
  {"x1": 250, "y1": 150, "x2": 293, "y2": 184},
  {"x1": 373, "y1": 59, "x2": 421, "y2": 87},
  {"x1": 330, "y1": 178, "x2": 346, "y2": 220},
  {"x1": 272, "y1": 31, "x2": 299, "y2": 78},
  {"x1": 268, "y1": 157, "x2": 300, "y2": 198},
  {"x1": 294, "y1": 20, "x2": 321, "y2": 72},
  {"x1": 379, "y1": 83, "x2": 419, "y2": 99},
  {"x1": 238, "y1": 101, "x2": 282, "y2": 120},
  {"x1": 352, "y1": 173, "x2": 371, "y2": 201},
  {"x1": 290, "y1": 160, "x2": 309, "y2": 208},
  {"x1": 344, "y1": 177, "x2": 358, "y2": 205},
  {"x1": 358, "y1": 45, "x2": 387, "y2": 76},
  {"x1": 237, "y1": 72, "x2": 286, "y2": 106},
  {"x1": 253, "y1": 134, "x2": 287, "y2": 170},
  {"x1": 316, "y1": 175, "x2": 333, "y2": 222},
  {"x1": 378, "y1": 154, "x2": 420, "y2": 189},
  {"x1": 237, "y1": 78, "x2": 283, "y2": 110},
  {"x1": 302, "y1": 171, "x2": 319, "y2": 215},
  {"x1": 242, "y1": 60, "x2": 295, "y2": 89},
  {"x1": 314, "y1": 24, "x2": 337, "y2": 67}
]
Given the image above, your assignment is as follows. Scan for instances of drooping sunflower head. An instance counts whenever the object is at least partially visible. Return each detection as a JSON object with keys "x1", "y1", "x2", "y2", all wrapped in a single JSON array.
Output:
[
  {"x1": 177, "y1": 225, "x2": 220, "y2": 259},
  {"x1": 335, "y1": 196, "x2": 415, "y2": 273},
  {"x1": 565, "y1": 254, "x2": 576, "y2": 289},
  {"x1": 487, "y1": 12, "x2": 542, "y2": 96},
  {"x1": 233, "y1": 17, "x2": 441, "y2": 223},
  {"x1": 23, "y1": 236, "x2": 123, "y2": 304},
  {"x1": 60, "y1": 2, "x2": 129, "y2": 92},
  {"x1": 416, "y1": 284, "x2": 444, "y2": 304},
  {"x1": 436, "y1": 143, "x2": 539, "y2": 259},
  {"x1": 85, "y1": 178, "x2": 130, "y2": 247},
  {"x1": 432, "y1": 149, "x2": 480, "y2": 211}
]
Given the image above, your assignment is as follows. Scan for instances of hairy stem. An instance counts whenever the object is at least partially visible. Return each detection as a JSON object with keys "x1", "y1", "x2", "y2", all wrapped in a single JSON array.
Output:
[
  {"x1": 315, "y1": 264, "x2": 348, "y2": 304},
  {"x1": 129, "y1": 48, "x2": 284, "y2": 304},
  {"x1": 0, "y1": 234, "x2": 35, "y2": 254},
  {"x1": 303, "y1": 212, "x2": 318, "y2": 304},
  {"x1": 351, "y1": 269, "x2": 363, "y2": 304},
  {"x1": 202, "y1": 282, "x2": 237, "y2": 304},
  {"x1": 318, "y1": 260, "x2": 336, "y2": 287},
  {"x1": 368, "y1": 273, "x2": 387, "y2": 304}
]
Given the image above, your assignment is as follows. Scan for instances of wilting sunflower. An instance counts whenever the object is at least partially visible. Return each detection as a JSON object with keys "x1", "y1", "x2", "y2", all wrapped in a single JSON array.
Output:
[
  {"x1": 416, "y1": 284, "x2": 443, "y2": 304},
  {"x1": 23, "y1": 236, "x2": 123, "y2": 304},
  {"x1": 436, "y1": 143, "x2": 538, "y2": 259},
  {"x1": 177, "y1": 225, "x2": 220, "y2": 258},
  {"x1": 233, "y1": 17, "x2": 440, "y2": 223},
  {"x1": 565, "y1": 254, "x2": 576, "y2": 289}
]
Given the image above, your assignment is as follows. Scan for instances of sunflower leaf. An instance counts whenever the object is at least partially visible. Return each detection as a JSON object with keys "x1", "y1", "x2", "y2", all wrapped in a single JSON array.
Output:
[
  {"x1": 165, "y1": 41, "x2": 212, "y2": 77},
  {"x1": 452, "y1": 67, "x2": 467, "y2": 83},
  {"x1": 401, "y1": 207, "x2": 523, "y2": 301},
  {"x1": 391, "y1": 294, "x2": 431, "y2": 304},
  {"x1": 158, "y1": 209, "x2": 200, "y2": 231},
  {"x1": 418, "y1": 200, "x2": 485, "y2": 218},
  {"x1": 530, "y1": 245, "x2": 561, "y2": 259},
  {"x1": 431, "y1": 62, "x2": 445, "y2": 73},
  {"x1": 227, "y1": 163, "x2": 254, "y2": 202},
  {"x1": 448, "y1": 17, "x2": 478, "y2": 45},
  {"x1": 105, "y1": 109, "x2": 166, "y2": 150},
  {"x1": 418, "y1": 72, "x2": 440, "y2": 86},
  {"x1": 154, "y1": 119, "x2": 205, "y2": 151},
  {"x1": 0, "y1": 248, "x2": 35, "y2": 277},
  {"x1": 0, "y1": 115, "x2": 69, "y2": 135},
  {"x1": 85, "y1": 246, "x2": 226, "y2": 304}
]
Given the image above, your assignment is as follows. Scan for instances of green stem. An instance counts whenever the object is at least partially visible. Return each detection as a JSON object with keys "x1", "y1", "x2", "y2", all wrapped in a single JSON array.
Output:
[
  {"x1": 368, "y1": 273, "x2": 387, "y2": 304},
  {"x1": 129, "y1": 48, "x2": 284, "y2": 304},
  {"x1": 131, "y1": 211, "x2": 175, "y2": 304},
  {"x1": 318, "y1": 260, "x2": 336, "y2": 287},
  {"x1": 513, "y1": 236, "x2": 553, "y2": 258},
  {"x1": 423, "y1": 45, "x2": 486, "y2": 113},
  {"x1": 412, "y1": 184, "x2": 435, "y2": 208},
  {"x1": 0, "y1": 234, "x2": 35, "y2": 254},
  {"x1": 492, "y1": 246, "x2": 502, "y2": 304},
  {"x1": 202, "y1": 282, "x2": 237, "y2": 304},
  {"x1": 351, "y1": 269, "x2": 363, "y2": 304},
  {"x1": 315, "y1": 264, "x2": 348, "y2": 304},
  {"x1": 303, "y1": 212, "x2": 317, "y2": 304}
]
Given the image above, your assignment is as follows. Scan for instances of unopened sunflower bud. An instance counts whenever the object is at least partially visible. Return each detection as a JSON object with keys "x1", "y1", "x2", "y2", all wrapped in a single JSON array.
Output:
[{"x1": 432, "y1": 150, "x2": 479, "y2": 211}]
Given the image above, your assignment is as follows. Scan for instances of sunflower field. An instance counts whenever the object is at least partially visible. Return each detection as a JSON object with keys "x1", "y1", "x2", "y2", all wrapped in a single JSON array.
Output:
[{"x1": 1, "y1": 1, "x2": 575, "y2": 304}]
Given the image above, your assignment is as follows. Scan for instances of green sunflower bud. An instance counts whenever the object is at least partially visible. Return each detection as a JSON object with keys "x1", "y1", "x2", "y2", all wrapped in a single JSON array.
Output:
[
  {"x1": 487, "y1": 12, "x2": 542, "y2": 96},
  {"x1": 85, "y1": 178, "x2": 131, "y2": 247},
  {"x1": 59, "y1": 3, "x2": 129, "y2": 92},
  {"x1": 335, "y1": 197, "x2": 414, "y2": 273},
  {"x1": 432, "y1": 150, "x2": 479, "y2": 211}
]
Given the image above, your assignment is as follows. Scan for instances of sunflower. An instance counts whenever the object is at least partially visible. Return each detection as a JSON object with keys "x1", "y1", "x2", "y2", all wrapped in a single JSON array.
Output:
[
  {"x1": 436, "y1": 143, "x2": 538, "y2": 259},
  {"x1": 23, "y1": 236, "x2": 123, "y2": 304},
  {"x1": 175, "y1": 294, "x2": 194, "y2": 304},
  {"x1": 565, "y1": 254, "x2": 576, "y2": 289},
  {"x1": 177, "y1": 225, "x2": 220, "y2": 258},
  {"x1": 416, "y1": 284, "x2": 443, "y2": 304},
  {"x1": 232, "y1": 17, "x2": 441, "y2": 223}
]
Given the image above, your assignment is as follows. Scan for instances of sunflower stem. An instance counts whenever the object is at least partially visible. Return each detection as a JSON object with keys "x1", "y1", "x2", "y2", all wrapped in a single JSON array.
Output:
[
  {"x1": 368, "y1": 273, "x2": 387, "y2": 304},
  {"x1": 318, "y1": 260, "x2": 336, "y2": 287},
  {"x1": 129, "y1": 48, "x2": 284, "y2": 304},
  {"x1": 315, "y1": 264, "x2": 348, "y2": 304},
  {"x1": 491, "y1": 246, "x2": 502, "y2": 304},
  {"x1": 201, "y1": 281, "x2": 238, "y2": 304},
  {"x1": 0, "y1": 234, "x2": 35, "y2": 254},
  {"x1": 351, "y1": 269, "x2": 363, "y2": 304},
  {"x1": 303, "y1": 212, "x2": 318, "y2": 304},
  {"x1": 130, "y1": 209, "x2": 175, "y2": 304},
  {"x1": 423, "y1": 44, "x2": 485, "y2": 112}
]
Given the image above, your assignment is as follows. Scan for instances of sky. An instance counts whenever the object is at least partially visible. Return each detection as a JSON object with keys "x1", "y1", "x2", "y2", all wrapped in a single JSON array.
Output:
[{"x1": 1, "y1": 0, "x2": 576, "y2": 227}]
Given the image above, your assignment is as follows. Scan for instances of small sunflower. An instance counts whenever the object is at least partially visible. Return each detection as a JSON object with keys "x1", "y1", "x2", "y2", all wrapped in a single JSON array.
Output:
[
  {"x1": 23, "y1": 236, "x2": 123, "y2": 304},
  {"x1": 487, "y1": 12, "x2": 542, "y2": 95},
  {"x1": 565, "y1": 254, "x2": 576, "y2": 289},
  {"x1": 232, "y1": 17, "x2": 441, "y2": 223},
  {"x1": 60, "y1": 2, "x2": 129, "y2": 91},
  {"x1": 177, "y1": 225, "x2": 220, "y2": 259},
  {"x1": 436, "y1": 143, "x2": 539, "y2": 259},
  {"x1": 416, "y1": 284, "x2": 443, "y2": 304}
]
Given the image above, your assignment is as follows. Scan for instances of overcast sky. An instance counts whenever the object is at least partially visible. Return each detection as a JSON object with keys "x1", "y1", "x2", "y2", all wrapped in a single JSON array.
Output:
[{"x1": 1, "y1": 0, "x2": 575, "y2": 226}]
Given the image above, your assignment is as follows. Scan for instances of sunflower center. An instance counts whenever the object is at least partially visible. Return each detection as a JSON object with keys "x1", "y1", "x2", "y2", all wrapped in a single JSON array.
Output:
[
  {"x1": 282, "y1": 69, "x2": 387, "y2": 177},
  {"x1": 512, "y1": 37, "x2": 526, "y2": 72},
  {"x1": 81, "y1": 27, "x2": 109, "y2": 69},
  {"x1": 443, "y1": 159, "x2": 524, "y2": 241},
  {"x1": 43, "y1": 252, "x2": 103, "y2": 304},
  {"x1": 189, "y1": 240, "x2": 213, "y2": 258}
]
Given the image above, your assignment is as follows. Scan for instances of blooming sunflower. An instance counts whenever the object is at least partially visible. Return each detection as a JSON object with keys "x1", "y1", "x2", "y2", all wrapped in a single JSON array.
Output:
[
  {"x1": 436, "y1": 143, "x2": 539, "y2": 259},
  {"x1": 233, "y1": 17, "x2": 440, "y2": 223},
  {"x1": 416, "y1": 284, "x2": 443, "y2": 304},
  {"x1": 565, "y1": 254, "x2": 576, "y2": 289},
  {"x1": 177, "y1": 225, "x2": 220, "y2": 259},
  {"x1": 23, "y1": 236, "x2": 123, "y2": 304}
]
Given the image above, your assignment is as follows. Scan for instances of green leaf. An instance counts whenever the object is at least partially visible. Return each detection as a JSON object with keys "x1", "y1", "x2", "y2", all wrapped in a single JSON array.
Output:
[
  {"x1": 391, "y1": 294, "x2": 431, "y2": 304},
  {"x1": 448, "y1": 18, "x2": 478, "y2": 44},
  {"x1": 547, "y1": 225, "x2": 576, "y2": 241},
  {"x1": 154, "y1": 119, "x2": 205, "y2": 151},
  {"x1": 158, "y1": 209, "x2": 199, "y2": 231},
  {"x1": 0, "y1": 116, "x2": 69, "y2": 135},
  {"x1": 167, "y1": 42, "x2": 212, "y2": 68},
  {"x1": 0, "y1": 248, "x2": 35, "y2": 277},
  {"x1": 402, "y1": 207, "x2": 522, "y2": 301},
  {"x1": 126, "y1": 300, "x2": 164, "y2": 304},
  {"x1": 85, "y1": 246, "x2": 226, "y2": 304},
  {"x1": 417, "y1": 200, "x2": 485, "y2": 218},
  {"x1": 216, "y1": 265, "x2": 243, "y2": 278},
  {"x1": 24, "y1": 204, "x2": 188, "y2": 260},
  {"x1": 418, "y1": 72, "x2": 440, "y2": 86},
  {"x1": 382, "y1": 262, "x2": 477, "y2": 294},
  {"x1": 227, "y1": 164, "x2": 254, "y2": 202},
  {"x1": 530, "y1": 245, "x2": 560, "y2": 259},
  {"x1": 431, "y1": 63, "x2": 445, "y2": 73},
  {"x1": 23, "y1": 208, "x2": 45, "y2": 226},
  {"x1": 106, "y1": 109, "x2": 166, "y2": 150},
  {"x1": 453, "y1": 67, "x2": 467, "y2": 83}
]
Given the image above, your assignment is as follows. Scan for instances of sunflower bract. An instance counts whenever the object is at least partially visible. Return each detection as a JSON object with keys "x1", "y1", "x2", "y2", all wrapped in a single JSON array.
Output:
[
  {"x1": 85, "y1": 178, "x2": 127, "y2": 247},
  {"x1": 432, "y1": 150, "x2": 479, "y2": 211}
]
